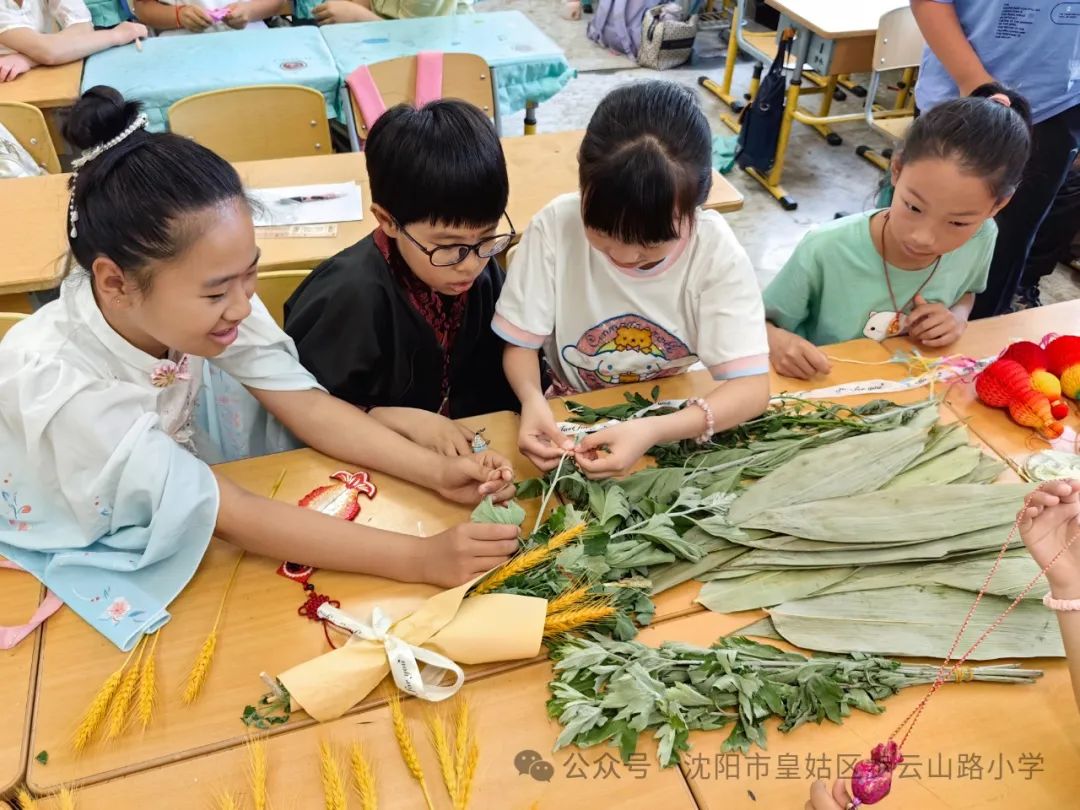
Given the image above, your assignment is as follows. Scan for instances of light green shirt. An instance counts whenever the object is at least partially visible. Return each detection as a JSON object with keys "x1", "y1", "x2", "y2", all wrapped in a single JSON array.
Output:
[{"x1": 763, "y1": 211, "x2": 996, "y2": 346}]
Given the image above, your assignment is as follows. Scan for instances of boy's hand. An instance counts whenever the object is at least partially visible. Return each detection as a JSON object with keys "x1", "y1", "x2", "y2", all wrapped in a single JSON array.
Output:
[
  {"x1": 370, "y1": 407, "x2": 475, "y2": 456},
  {"x1": 804, "y1": 779, "x2": 852, "y2": 810},
  {"x1": 518, "y1": 400, "x2": 574, "y2": 471},
  {"x1": 112, "y1": 20, "x2": 149, "y2": 42},
  {"x1": 0, "y1": 53, "x2": 34, "y2": 82},
  {"x1": 177, "y1": 5, "x2": 213, "y2": 30},
  {"x1": 908, "y1": 294, "x2": 966, "y2": 347},
  {"x1": 1020, "y1": 479, "x2": 1080, "y2": 599},
  {"x1": 436, "y1": 452, "x2": 515, "y2": 505},
  {"x1": 768, "y1": 325, "x2": 831, "y2": 380},
  {"x1": 422, "y1": 522, "x2": 520, "y2": 587},
  {"x1": 574, "y1": 420, "x2": 657, "y2": 479},
  {"x1": 313, "y1": 0, "x2": 379, "y2": 24}
]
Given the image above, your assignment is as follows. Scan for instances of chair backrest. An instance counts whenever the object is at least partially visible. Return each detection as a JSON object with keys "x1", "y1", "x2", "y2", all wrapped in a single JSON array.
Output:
[
  {"x1": 168, "y1": 85, "x2": 331, "y2": 162},
  {"x1": 873, "y1": 6, "x2": 924, "y2": 73},
  {"x1": 257, "y1": 270, "x2": 311, "y2": 329},
  {"x1": 0, "y1": 102, "x2": 60, "y2": 173},
  {"x1": 0, "y1": 312, "x2": 27, "y2": 341},
  {"x1": 349, "y1": 53, "x2": 495, "y2": 140}
]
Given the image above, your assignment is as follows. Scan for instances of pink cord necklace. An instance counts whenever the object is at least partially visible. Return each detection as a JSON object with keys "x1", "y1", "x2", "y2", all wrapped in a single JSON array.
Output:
[{"x1": 849, "y1": 484, "x2": 1080, "y2": 807}]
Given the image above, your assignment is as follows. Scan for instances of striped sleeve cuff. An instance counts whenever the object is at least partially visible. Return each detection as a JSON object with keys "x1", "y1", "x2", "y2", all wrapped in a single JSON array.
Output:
[
  {"x1": 708, "y1": 353, "x2": 770, "y2": 380},
  {"x1": 492, "y1": 313, "x2": 548, "y2": 350}
]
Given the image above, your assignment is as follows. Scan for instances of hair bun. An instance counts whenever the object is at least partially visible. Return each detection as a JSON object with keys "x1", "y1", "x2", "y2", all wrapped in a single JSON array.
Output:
[{"x1": 64, "y1": 86, "x2": 144, "y2": 151}]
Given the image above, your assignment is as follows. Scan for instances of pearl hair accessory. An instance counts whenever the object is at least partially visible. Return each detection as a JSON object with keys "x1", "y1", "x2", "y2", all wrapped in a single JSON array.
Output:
[{"x1": 68, "y1": 113, "x2": 149, "y2": 239}]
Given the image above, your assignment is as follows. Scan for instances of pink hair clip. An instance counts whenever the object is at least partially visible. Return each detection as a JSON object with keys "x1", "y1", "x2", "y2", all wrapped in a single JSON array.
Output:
[{"x1": 987, "y1": 92, "x2": 1012, "y2": 108}]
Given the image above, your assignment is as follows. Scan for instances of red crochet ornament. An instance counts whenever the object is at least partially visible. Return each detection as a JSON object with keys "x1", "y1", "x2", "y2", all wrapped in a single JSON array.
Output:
[
  {"x1": 974, "y1": 359, "x2": 1064, "y2": 439},
  {"x1": 1044, "y1": 335, "x2": 1080, "y2": 400},
  {"x1": 1000, "y1": 340, "x2": 1063, "y2": 403},
  {"x1": 850, "y1": 741, "x2": 903, "y2": 806},
  {"x1": 275, "y1": 471, "x2": 378, "y2": 647}
]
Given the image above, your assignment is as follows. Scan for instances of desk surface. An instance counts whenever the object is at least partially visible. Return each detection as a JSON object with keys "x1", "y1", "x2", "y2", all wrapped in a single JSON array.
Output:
[
  {"x1": 0, "y1": 564, "x2": 44, "y2": 795},
  {"x1": 34, "y1": 659, "x2": 697, "y2": 810},
  {"x1": 26, "y1": 412, "x2": 543, "y2": 792},
  {"x1": 767, "y1": 0, "x2": 908, "y2": 39},
  {"x1": 0, "y1": 61, "x2": 83, "y2": 109}
]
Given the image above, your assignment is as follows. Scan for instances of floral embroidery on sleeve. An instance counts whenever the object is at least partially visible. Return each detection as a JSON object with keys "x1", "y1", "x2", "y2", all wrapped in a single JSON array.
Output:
[
  {"x1": 2, "y1": 474, "x2": 32, "y2": 531},
  {"x1": 151, "y1": 355, "x2": 192, "y2": 388}
]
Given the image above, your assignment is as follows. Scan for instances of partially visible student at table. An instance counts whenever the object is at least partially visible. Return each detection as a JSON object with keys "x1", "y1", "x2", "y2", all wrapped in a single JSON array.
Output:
[
  {"x1": 495, "y1": 81, "x2": 770, "y2": 479},
  {"x1": 0, "y1": 0, "x2": 146, "y2": 81},
  {"x1": 310, "y1": 0, "x2": 470, "y2": 26},
  {"x1": 285, "y1": 99, "x2": 518, "y2": 456},
  {"x1": 805, "y1": 479, "x2": 1080, "y2": 809},
  {"x1": 0, "y1": 87, "x2": 520, "y2": 651},
  {"x1": 764, "y1": 87, "x2": 1031, "y2": 380},
  {"x1": 133, "y1": 0, "x2": 279, "y2": 33}
]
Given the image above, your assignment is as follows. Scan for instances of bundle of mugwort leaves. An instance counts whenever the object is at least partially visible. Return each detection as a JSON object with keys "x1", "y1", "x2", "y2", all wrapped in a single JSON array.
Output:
[
  {"x1": 522, "y1": 396, "x2": 1064, "y2": 660},
  {"x1": 547, "y1": 634, "x2": 1043, "y2": 767}
]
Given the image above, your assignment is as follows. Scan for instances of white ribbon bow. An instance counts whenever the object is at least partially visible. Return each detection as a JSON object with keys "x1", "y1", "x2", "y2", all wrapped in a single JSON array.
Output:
[{"x1": 317, "y1": 603, "x2": 465, "y2": 702}]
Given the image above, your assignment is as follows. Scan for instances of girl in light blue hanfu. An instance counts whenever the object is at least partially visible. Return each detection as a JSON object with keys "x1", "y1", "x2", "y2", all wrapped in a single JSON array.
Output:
[{"x1": 0, "y1": 87, "x2": 521, "y2": 651}]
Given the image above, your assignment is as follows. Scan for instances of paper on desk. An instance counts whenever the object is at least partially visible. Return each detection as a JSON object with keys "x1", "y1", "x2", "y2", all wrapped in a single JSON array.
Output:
[{"x1": 250, "y1": 182, "x2": 363, "y2": 227}]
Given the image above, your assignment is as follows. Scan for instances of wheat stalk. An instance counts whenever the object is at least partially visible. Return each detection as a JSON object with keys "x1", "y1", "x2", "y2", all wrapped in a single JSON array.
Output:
[
  {"x1": 452, "y1": 699, "x2": 469, "y2": 806},
  {"x1": 15, "y1": 787, "x2": 39, "y2": 810},
  {"x1": 105, "y1": 638, "x2": 146, "y2": 739},
  {"x1": 544, "y1": 584, "x2": 593, "y2": 615},
  {"x1": 57, "y1": 786, "x2": 77, "y2": 810},
  {"x1": 247, "y1": 737, "x2": 269, "y2": 810},
  {"x1": 213, "y1": 790, "x2": 240, "y2": 810},
  {"x1": 72, "y1": 640, "x2": 143, "y2": 751},
  {"x1": 473, "y1": 523, "x2": 587, "y2": 594},
  {"x1": 542, "y1": 603, "x2": 616, "y2": 638},
  {"x1": 456, "y1": 736, "x2": 479, "y2": 810},
  {"x1": 425, "y1": 709, "x2": 456, "y2": 802},
  {"x1": 318, "y1": 741, "x2": 348, "y2": 810},
  {"x1": 349, "y1": 743, "x2": 378, "y2": 810},
  {"x1": 183, "y1": 470, "x2": 286, "y2": 705},
  {"x1": 136, "y1": 630, "x2": 161, "y2": 729},
  {"x1": 387, "y1": 689, "x2": 435, "y2": 810}
]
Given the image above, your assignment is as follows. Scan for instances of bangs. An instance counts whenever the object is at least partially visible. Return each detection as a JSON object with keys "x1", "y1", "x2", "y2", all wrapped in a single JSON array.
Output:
[{"x1": 579, "y1": 138, "x2": 709, "y2": 244}]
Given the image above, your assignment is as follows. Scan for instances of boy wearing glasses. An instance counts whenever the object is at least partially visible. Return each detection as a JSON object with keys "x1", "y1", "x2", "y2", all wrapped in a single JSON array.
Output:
[{"x1": 284, "y1": 100, "x2": 518, "y2": 455}]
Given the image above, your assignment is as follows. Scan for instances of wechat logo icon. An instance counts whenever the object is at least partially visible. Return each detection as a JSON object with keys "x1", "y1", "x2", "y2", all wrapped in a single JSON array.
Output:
[{"x1": 514, "y1": 750, "x2": 554, "y2": 782}]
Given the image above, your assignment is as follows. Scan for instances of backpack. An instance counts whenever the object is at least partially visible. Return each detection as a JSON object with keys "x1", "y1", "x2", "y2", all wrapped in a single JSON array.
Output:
[
  {"x1": 736, "y1": 32, "x2": 792, "y2": 173},
  {"x1": 587, "y1": 0, "x2": 656, "y2": 58}
]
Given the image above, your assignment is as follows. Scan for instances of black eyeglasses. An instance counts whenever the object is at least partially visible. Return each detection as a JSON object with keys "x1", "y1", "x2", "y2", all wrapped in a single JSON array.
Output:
[{"x1": 395, "y1": 214, "x2": 516, "y2": 267}]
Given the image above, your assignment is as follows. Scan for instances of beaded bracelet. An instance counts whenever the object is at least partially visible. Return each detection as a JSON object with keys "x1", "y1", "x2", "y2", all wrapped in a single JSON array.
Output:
[
  {"x1": 686, "y1": 397, "x2": 715, "y2": 445},
  {"x1": 1043, "y1": 592, "x2": 1080, "y2": 611}
]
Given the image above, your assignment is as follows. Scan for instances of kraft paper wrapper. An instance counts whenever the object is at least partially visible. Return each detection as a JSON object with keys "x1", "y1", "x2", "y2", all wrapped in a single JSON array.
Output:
[{"x1": 278, "y1": 579, "x2": 547, "y2": 722}]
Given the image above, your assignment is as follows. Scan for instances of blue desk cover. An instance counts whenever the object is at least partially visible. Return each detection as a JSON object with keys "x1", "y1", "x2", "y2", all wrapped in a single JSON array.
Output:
[
  {"x1": 81, "y1": 27, "x2": 343, "y2": 132},
  {"x1": 320, "y1": 11, "x2": 573, "y2": 114}
]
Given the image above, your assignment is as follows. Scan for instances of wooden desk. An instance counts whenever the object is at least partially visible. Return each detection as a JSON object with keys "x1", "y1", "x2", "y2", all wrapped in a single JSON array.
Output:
[
  {"x1": 34, "y1": 660, "x2": 697, "y2": 810},
  {"x1": 0, "y1": 172, "x2": 70, "y2": 296},
  {"x1": 0, "y1": 563, "x2": 44, "y2": 795},
  {"x1": 769, "y1": 0, "x2": 908, "y2": 38},
  {"x1": 0, "y1": 62, "x2": 83, "y2": 109},
  {"x1": 26, "y1": 412, "x2": 547, "y2": 792},
  {"x1": 502, "y1": 130, "x2": 743, "y2": 217},
  {"x1": 646, "y1": 612, "x2": 1080, "y2": 809}
]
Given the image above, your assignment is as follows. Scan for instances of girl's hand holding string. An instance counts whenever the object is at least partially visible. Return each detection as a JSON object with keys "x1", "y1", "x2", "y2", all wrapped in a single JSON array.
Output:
[
  {"x1": 907, "y1": 293, "x2": 966, "y2": 347},
  {"x1": 223, "y1": 2, "x2": 252, "y2": 28},
  {"x1": 423, "y1": 521, "x2": 521, "y2": 587},
  {"x1": 1020, "y1": 479, "x2": 1080, "y2": 599},
  {"x1": 767, "y1": 323, "x2": 831, "y2": 380},
  {"x1": 178, "y1": 5, "x2": 213, "y2": 31},
  {"x1": 574, "y1": 419, "x2": 658, "y2": 479},
  {"x1": 518, "y1": 398, "x2": 574, "y2": 471}
]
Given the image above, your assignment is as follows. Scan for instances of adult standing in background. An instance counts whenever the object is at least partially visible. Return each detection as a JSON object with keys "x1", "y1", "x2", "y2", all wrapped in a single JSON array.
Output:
[{"x1": 912, "y1": 0, "x2": 1080, "y2": 317}]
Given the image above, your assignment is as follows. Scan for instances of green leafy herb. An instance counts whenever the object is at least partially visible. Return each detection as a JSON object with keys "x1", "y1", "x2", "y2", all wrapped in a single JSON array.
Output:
[
  {"x1": 35, "y1": 750, "x2": 48, "y2": 765},
  {"x1": 471, "y1": 497, "x2": 526, "y2": 526}
]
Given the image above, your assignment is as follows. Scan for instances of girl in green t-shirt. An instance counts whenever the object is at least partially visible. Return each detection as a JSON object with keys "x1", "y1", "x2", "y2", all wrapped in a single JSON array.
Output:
[{"x1": 764, "y1": 87, "x2": 1032, "y2": 380}]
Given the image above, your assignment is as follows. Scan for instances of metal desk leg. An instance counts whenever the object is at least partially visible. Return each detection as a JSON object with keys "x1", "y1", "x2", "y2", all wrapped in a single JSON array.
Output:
[
  {"x1": 710, "y1": 0, "x2": 746, "y2": 110},
  {"x1": 524, "y1": 100, "x2": 537, "y2": 135},
  {"x1": 837, "y1": 74, "x2": 868, "y2": 99}
]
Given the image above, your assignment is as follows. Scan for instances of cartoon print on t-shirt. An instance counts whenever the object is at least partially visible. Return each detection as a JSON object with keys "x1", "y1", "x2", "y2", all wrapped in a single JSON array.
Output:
[
  {"x1": 561, "y1": 315, "x2": 698, "y2": 388},
  {"x1": 863, "y1": 310, "x2": 908, "y2": 342}
]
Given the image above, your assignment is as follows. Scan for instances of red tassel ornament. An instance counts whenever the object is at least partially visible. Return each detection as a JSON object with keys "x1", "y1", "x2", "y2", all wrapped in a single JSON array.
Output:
[
  {"x1": 974, "y1": 359, "x2": 1064, "y2": 438},
  {"x1": 296, "y1": 470, "x2": 377, "y2": 521},
  {"x1": 1000, "y1": 341, "x2": 1062, "y2": 400}
]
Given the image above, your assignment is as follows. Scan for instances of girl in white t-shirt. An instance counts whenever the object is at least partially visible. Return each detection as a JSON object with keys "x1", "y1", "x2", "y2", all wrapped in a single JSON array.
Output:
[
  {"x1": 493, "y1": 81, "x2": 771, "y2": 479},
  {"x1": 0, "y1": 86, "x2": 519, "y2": 649}
]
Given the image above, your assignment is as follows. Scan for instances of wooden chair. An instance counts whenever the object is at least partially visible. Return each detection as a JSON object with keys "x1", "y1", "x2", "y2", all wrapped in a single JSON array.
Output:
[
  {"x1": 0, "y1": 102, "x2": 61, "y2": 173},
  {"x1": 0, "y1": 312, "x2": 27, "y2": 340},
  {"x1": 168, "y1": 85, "x2": 332, "y2": 162},
  {"x1": 257, "y1": 269, "x2": 311, "y2": 328},
  {"x1": 856, "y1": 6, "x2": 925, "y2": 171},
  {"x1": 348, "y1": 53, "x2": 495, "y2": 143}
]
